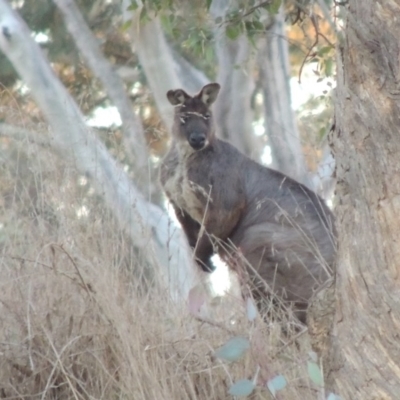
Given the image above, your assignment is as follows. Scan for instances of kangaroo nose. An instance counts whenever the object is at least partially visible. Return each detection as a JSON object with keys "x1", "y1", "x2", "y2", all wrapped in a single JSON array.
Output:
[{"x1": 189, "y1": 133, "x2": 206, "y2": 150}]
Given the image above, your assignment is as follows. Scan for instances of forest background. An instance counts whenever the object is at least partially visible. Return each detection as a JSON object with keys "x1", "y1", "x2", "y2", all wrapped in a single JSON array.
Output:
[{"x1": 0, "y1": 0, "x2": 399, "y2": 399}]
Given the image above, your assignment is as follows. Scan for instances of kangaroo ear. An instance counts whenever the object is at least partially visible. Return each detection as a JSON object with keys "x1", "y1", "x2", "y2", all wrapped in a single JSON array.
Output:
[
  {"x1": 167, "y1": 89, "x2": 190, "y2": 105},
  {"x1": 198, "y1": 83, "x2": 220, "y2": 106}
]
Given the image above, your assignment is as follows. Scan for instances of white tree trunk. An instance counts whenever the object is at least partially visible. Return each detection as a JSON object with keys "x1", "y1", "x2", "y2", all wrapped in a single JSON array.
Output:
[
  {"x1": 53, "y1": 0, "x2": 148, "y2": 174},
  {"x1": 259, "y1": 8, "x2": 310, "y2": 186},
  {"x1": 122, "y1": 2, "x2": 211, "y2": 130},
  {"x1": 0, "y1": 0, "x2": 198, "y2": 300},
  {"x1": 122, "y1": 2, "x2": 181, "y2": 130},
  {"x1": 210, "y1": 0, "x2": 257, "y2": 157}
]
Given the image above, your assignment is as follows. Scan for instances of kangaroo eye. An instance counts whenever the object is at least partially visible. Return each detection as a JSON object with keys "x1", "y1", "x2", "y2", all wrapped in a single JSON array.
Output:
[{"x1": 204, "y1": 113, "x2": 211, "y2": 119}]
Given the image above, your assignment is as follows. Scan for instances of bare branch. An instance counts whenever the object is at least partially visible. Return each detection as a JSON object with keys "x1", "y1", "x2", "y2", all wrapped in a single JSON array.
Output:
[
  {"x1": 298, "y1": 14, "x2": 322, "y2": 83},
  {"x1": 53, "y1": 0, "x2": 148, "y2": 170},
  {"x1": 0, "y1": 0, "x2": 198, "y2": 299}
]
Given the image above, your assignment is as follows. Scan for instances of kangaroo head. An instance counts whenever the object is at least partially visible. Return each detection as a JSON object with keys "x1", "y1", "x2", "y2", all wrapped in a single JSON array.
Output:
[{"x1": 167, "y1": 83, "x2": 220, "y2": 151}]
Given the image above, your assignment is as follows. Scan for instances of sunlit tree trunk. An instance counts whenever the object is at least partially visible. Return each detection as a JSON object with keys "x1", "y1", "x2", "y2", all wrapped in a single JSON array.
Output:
[{"x1": 328, "y1": 1, "x2": 400, "y2": 397}]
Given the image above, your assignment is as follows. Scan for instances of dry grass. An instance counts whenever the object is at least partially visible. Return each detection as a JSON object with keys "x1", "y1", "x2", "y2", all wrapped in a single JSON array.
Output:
[{"x1": 0, "y1": 122, "x2": 324, "y2": 400}]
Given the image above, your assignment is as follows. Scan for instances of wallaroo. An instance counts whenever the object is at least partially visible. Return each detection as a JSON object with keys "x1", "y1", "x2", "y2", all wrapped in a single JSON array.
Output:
[{"x1": 160, "y1": 83, "x2": 336, "y2": 323}]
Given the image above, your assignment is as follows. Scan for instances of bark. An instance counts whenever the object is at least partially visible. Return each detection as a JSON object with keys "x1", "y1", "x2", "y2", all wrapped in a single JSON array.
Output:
[
  {"x1": 328, "y1": 1, "x2": 400, "y2": 397},
  {"x1": 122, "y1": 2, "x2": 180, "y2": 130},
  {"x1": 0, "y1": 0, "x2": 198, "y2": 300},
  {"x1": 259, "y1": 8, "x2": 310, "y2": 186},
  {"x1": 52, "y1": 0, "x2": 148, "y2": 174}
]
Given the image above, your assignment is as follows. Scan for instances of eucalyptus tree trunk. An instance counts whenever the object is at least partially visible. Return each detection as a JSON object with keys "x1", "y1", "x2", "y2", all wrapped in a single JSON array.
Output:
[
  {"x1": 122, "y1": 1, "x2": 208, "y2": 131},
  {"x1": 211, "y1": 0, "x2": 258, "y2": 158},
  {"x1": 259, "y1": 8, "x2": 309, "y2": 186},
  {"x1": 212, "y1": 2, "x2": 309, "y2": 184},
  {"x1": 0, "y1": 0, "x2": 198, "y2": 301},
  {"x1": 328, "y1": 1, "x2": 400, "y2": 397}
]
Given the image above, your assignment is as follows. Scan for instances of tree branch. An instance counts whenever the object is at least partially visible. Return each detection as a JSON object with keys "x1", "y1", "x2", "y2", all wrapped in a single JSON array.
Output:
[
  {"x1": 52, "y1": 0, "x2": 148, "y2": 171},
  {"x1": 122, "y1": 1, "x2": 185, "y2": 130},
  {"x1": 0, "y1": 0, "x2": 197, "y2": 299}
]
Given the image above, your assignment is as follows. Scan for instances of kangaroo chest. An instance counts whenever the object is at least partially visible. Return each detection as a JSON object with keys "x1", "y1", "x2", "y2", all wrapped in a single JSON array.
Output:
[{"x1": 163, "y1": 159, "x2": 211, "y2": 224}]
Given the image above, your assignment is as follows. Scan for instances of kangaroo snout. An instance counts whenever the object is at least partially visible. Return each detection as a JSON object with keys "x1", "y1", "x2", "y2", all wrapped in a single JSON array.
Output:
[{"x1": 189, "y1": 132, "x2": 206, "y2": 150}]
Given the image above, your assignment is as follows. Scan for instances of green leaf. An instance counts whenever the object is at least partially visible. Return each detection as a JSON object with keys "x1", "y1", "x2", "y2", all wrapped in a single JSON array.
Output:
[
  {"x1": 248, "y1": 33, "x2": 257, "y2": 48},
  {"x1": 308, "y1": 351, "x2": 318, "y2": 362},
  {"x1": 266, "y1": 0, "x2": 282, "y2": 14},
  {"x1": 205, "y1": 46, "x2": 214, "y2": 63},
  {"x1": 160, "y1": 14, "x2": 170, "y2": 30},
  {"x1": 225, "y1": 24, "x2": 241, "y2": 40},
  {"x1": 307, "y1": 361, "x2": 324, "y2": 387},
  {"x1": 318, "y1": 126, "x2": 327, "y2": 140},
  {"x1": 244, "y1": 21, "x2": 254, "y2": 34},
  {"x1": 215, "y1": 337, "x2": 250, "y2": 362},
  {"x1": 127, "y1": 0, "x2": 138, "y2": 11},
  {"x1": 139, "y1": 6, "x2": 149, "y2": 22},
  {"x1": 206, "y1": 0, "x2": 212, "y2": 10},
  {"x1": 171, "y1": 27, "x2": 181, "y2": 39},
  {"x1": 228, "y1": 379, "x2": 255, "y2": 397},
  {"x1": 245, "y1": 297, "x2": 257, "y2": 321},
  {"x1": 267, "y1": 375, "x2": 287, "y2": 397},
  {"x1": 317, "y1": 46, "x2": 333, "y2": 57},
  {"x1": 153, "y1": 0, "x2": 162, "y2": 12},
  {"x1": 324, "y1": 58, "x2": 333, "y2": 77},
  {"x1": 121, "y1": 20, "x2": 132, "y2": 31},
  {"x1": 326, "y1": 393, "x2": 343, "y2": 400},
  {"x1": 252, "y1": 20, "x2": 264, "y2": 31},
  {"x1": 160, "y1": 13, "x2": 176, "y2": 36}
]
